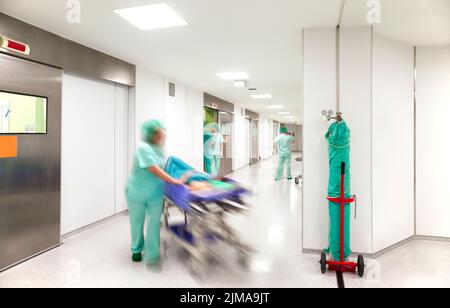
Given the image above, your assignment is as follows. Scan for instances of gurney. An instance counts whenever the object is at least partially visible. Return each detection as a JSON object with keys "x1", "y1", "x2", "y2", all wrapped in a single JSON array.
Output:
[{"x1": 162, "y1": 157, "x2": 252, "y2": 277}]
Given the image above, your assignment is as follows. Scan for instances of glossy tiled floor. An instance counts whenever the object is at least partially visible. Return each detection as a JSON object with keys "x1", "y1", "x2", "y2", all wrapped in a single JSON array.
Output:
[{"x1": 1, "y1": 155, "x2": 450, "y2": 288}]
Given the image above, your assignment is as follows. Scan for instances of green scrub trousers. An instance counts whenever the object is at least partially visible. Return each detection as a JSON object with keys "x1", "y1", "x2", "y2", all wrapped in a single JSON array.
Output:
[
  {"x1": 204, "y1": 133, "x2": 224, "y2": 176},
  {"x1": 126, "y1": 142, "x2": 165, "y2": 264},
  {"x1": 276, "y1": 154, "x2": 292, "y2": 181},
  {"x1": 204, "y1": 156, "x2": 212, "y2": 174},
  {"x1": 211, "y1": 155, "x2": 221, "y2": 176}
]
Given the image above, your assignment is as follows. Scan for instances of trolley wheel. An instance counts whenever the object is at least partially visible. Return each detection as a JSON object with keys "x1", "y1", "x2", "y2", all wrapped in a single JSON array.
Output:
[
  {"x1": 189, "y1": 257, "x2": 205, "y2": 280},
  {"x1": 357, "y1": 255, "x2": 365, "y2": 278},
  {"x1": 295, "y1": 178, "x2": 300, "y2": 185},
  {"x1": 320, "y1": 251, "x2": 327, "y2": 274},
  {"x1": 238, "y1": 252, "x2": 250, "y2": 269},
  {"x1": 161, "y1": 240, "x2": 168, "y2": 258}
]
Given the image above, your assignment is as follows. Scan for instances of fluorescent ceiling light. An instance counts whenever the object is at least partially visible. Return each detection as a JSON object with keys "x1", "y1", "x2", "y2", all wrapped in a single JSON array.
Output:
[
  {"x1": 114, "y1": 4, "x2": 187, "y2": 30},
  {"x1": 278, "y1": 111, "x2": 290, "y2": 115},
  {"x1": 233, "y1": 80, "x2": 247, "y2": 88},
  {"x1": 268, "y1": 105, "x2": 283, "y2": 109},
  {"x1": 251, "y1": 94, "x2": 272, "y2": 99},
  {"x1": 217, "y1": 72, "x2": 250, "y2": 80}
]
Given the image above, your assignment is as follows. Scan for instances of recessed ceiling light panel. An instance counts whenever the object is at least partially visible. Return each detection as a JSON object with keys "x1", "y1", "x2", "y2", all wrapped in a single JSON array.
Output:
[
  {"x1": 251, "y1": 94, "x2": 272, "y2": 99},
  {"x1": 217, "y1": 72, "x2": 250, "y2": 80},
  {"x1": 114, "y1": 4, "x2": 187, "y2": 30},
  {"x1": 233, "y1": 80, "x2": 247, "y2": 88},
  {"x1": 268, "y1": 105, "x2": 283, "y2": 109}
]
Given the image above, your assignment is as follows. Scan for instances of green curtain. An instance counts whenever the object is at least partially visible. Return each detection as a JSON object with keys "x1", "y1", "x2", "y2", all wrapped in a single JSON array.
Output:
[{"x1": 325, "y1": 121, "x2": 352, "y2": 261}]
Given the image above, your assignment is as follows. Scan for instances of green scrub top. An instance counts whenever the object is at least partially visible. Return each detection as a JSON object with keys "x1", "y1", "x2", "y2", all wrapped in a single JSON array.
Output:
[
  {"x1": 211, "y1": 133, "x2": 225, "y2": 156},
  {"x1": 275, "y1": 134, "x2": 294, "y2": 157},
  {"x1": 126, "y1": 142, "x2": 165, "y2": 204},
  {"x1": 204, "y1": 133, "x2": 224, "y2": 158}
]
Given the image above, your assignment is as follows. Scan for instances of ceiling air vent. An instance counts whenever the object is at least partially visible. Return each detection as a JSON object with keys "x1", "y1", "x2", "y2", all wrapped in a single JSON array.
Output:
[{"x1": 169, "y1": 82, "x2": 176, "y2": 97}]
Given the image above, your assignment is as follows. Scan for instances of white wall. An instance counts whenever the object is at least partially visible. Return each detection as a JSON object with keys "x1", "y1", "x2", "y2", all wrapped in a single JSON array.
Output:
[
  {"x1": 372, "y1": 34, "x2": 415, "y2": 251},
  {"x1": 134, "y1": 67, "x2": 204, "y2": 169},
  {"x1": 61, "y1": 67, "x2": 203, "y2": 234},
  {"x1": 233, "y1": 105, "x2": 248, "y2": 170},
  {"x1": 164, "y1": 80, "x2": 189, "y2": 161},
  {"x1": 339, "y1": 27, "x2": 373, "y2": 253},
  {"x1": 245, "y1": 117, "x2": 251, "y2": 166},
  {"x1": 187, "y1": 88, "x2": 205, "y2": 171},
  {"x1": 416, "y1": 46, "x2": 450, "y2": 237},
  {"x1": 258, "y1": 115, "x2": 274, "y2": 160},
  {"x1": 303, "y1": 28, "x2": 337, "y2": 252},
  {"x1": 134, "y1": 68, "x2": 165, "y2": 143},
  {"x1": 61, "y1": 72, "x2": 129, "y2": 234},
  {"x1": 115, "y1": 84, "x2": 130, "y2": 213}
]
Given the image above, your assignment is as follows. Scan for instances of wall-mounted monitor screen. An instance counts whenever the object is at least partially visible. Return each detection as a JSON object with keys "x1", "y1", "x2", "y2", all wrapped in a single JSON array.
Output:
[{"x1": 0, "y1": 91, "x2": 47, "y2": 134}]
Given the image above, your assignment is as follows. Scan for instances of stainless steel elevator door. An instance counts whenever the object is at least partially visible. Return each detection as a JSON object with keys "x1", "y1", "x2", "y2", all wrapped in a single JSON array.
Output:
[{"x1": 0, "y1": 54, "x2": 62, "y2": 271}]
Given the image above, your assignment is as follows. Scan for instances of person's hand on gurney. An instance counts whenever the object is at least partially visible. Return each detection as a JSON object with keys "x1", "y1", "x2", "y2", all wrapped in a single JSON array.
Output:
[
  {"x1": 177, "y1": 170, "x2": 215, "y2": 191},
  {"x1": 187, "y1": 181, "x2": 213, "y2": 191},
  {"x1": 149, "y1": 166, "x2": 184, "y2": 185},
  {"x1": 179, "y1": 170, "x2": 196, "y2": 183}
]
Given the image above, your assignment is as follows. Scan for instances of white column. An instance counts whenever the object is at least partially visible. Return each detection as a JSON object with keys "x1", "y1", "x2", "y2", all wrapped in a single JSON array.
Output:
[
  {"x1": 372, "y1": 34, "x2": 415, "y2": 251},
  {"x1": 303, "y1": 27, "x2": 415, "y2": 254},
  {"x1": 416, "y1": 46, "x2": 450, "y2": 237},
  {"x1": 339, "y1": 27, "x2": 373, "y2": 253}
]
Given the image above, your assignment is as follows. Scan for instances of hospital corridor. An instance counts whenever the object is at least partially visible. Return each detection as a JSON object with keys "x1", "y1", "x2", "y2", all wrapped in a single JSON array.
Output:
[
  {"x1": 1, "y1": 0, "x2": 450, "y2": 293},
  {"x1": 3, "y1": 155, "x2": 450, "y2": 289}
]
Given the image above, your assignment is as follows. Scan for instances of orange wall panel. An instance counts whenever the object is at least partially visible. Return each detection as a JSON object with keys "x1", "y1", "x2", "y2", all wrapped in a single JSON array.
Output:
[{"x1": 0, "y1": 136, "x2": 18, "y2": 158}]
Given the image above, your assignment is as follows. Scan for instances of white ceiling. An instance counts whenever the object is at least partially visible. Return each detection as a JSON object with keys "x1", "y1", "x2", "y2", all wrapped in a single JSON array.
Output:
[
  {"x1": 0, "y1": 0, "x2": 449, "y2": 124},
  {"x1": 343, "y1": 0, "x2": 450, "y2": 46}
]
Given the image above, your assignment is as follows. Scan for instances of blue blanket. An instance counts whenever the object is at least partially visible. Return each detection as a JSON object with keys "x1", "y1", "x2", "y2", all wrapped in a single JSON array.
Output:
[{"x1": 165, "y1": 157, "x2": 211, "y2": 184}]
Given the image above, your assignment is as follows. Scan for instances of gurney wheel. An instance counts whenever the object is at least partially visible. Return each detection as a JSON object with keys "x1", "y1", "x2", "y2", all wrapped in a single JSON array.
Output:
[
  {"x1": 357, "y1": 255, "x2": 365, "y2": 278},
  {"x1": 295, "y1": 178, "x2": 300, "y2": 185},
  {"x1": 320, "y1": 251, "x2": 327, "y2": 274},
  {"x1": 161, "y1": 240, "x2": 169, "y2": 259},
  {"x1": 189, "y1": 257, "x2": 205, "y2": 280},
  {"x1": 238, "y1": 252, "x2": 250, "y2": 269}
]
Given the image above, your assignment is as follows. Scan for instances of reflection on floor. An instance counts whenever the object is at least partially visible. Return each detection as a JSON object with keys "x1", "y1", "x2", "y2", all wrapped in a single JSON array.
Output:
[{"x1": 1, "y1": 155, "x2": 450, "y2": 288}]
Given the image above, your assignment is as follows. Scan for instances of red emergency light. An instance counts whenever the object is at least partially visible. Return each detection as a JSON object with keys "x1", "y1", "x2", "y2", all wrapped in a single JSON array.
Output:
[{"x1": 0, "y1": 36, "x2": 30, "y2": 55}]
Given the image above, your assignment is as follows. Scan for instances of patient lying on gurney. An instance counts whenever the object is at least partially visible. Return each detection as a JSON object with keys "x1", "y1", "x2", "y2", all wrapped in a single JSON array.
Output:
[
  {"x1": 166, "y1": 157, "x2": 236, "y2": 192},
  {"x1": 187, "y1": 178, "x2": 236, "y2": 192}
]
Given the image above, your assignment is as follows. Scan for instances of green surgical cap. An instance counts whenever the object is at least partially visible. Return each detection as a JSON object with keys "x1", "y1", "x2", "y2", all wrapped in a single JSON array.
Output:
[
  {"x1": 142, "y1": 119, "x2": 165, "y2": 143},
  {"x1": 203, "y1": 122, "x2": 220, "y2": 136},
  {"x1": 280, "y1": 127, "x2": 288, "y2": 134}
]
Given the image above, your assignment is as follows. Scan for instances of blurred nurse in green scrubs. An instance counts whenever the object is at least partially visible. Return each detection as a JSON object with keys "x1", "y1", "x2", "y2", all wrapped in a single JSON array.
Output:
[
  {"x1": 274, "y1": 127, "x2": 294, "y2": 181},
  {"x1": 209, "y1": 126, "x2": 224, "y2": 176},
  {"x1": 125, "y1": 120, "x2": 182, "y2": 266},
  {"x1": 204, "y1": 123, "x2": 224, "y2": 176}
]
